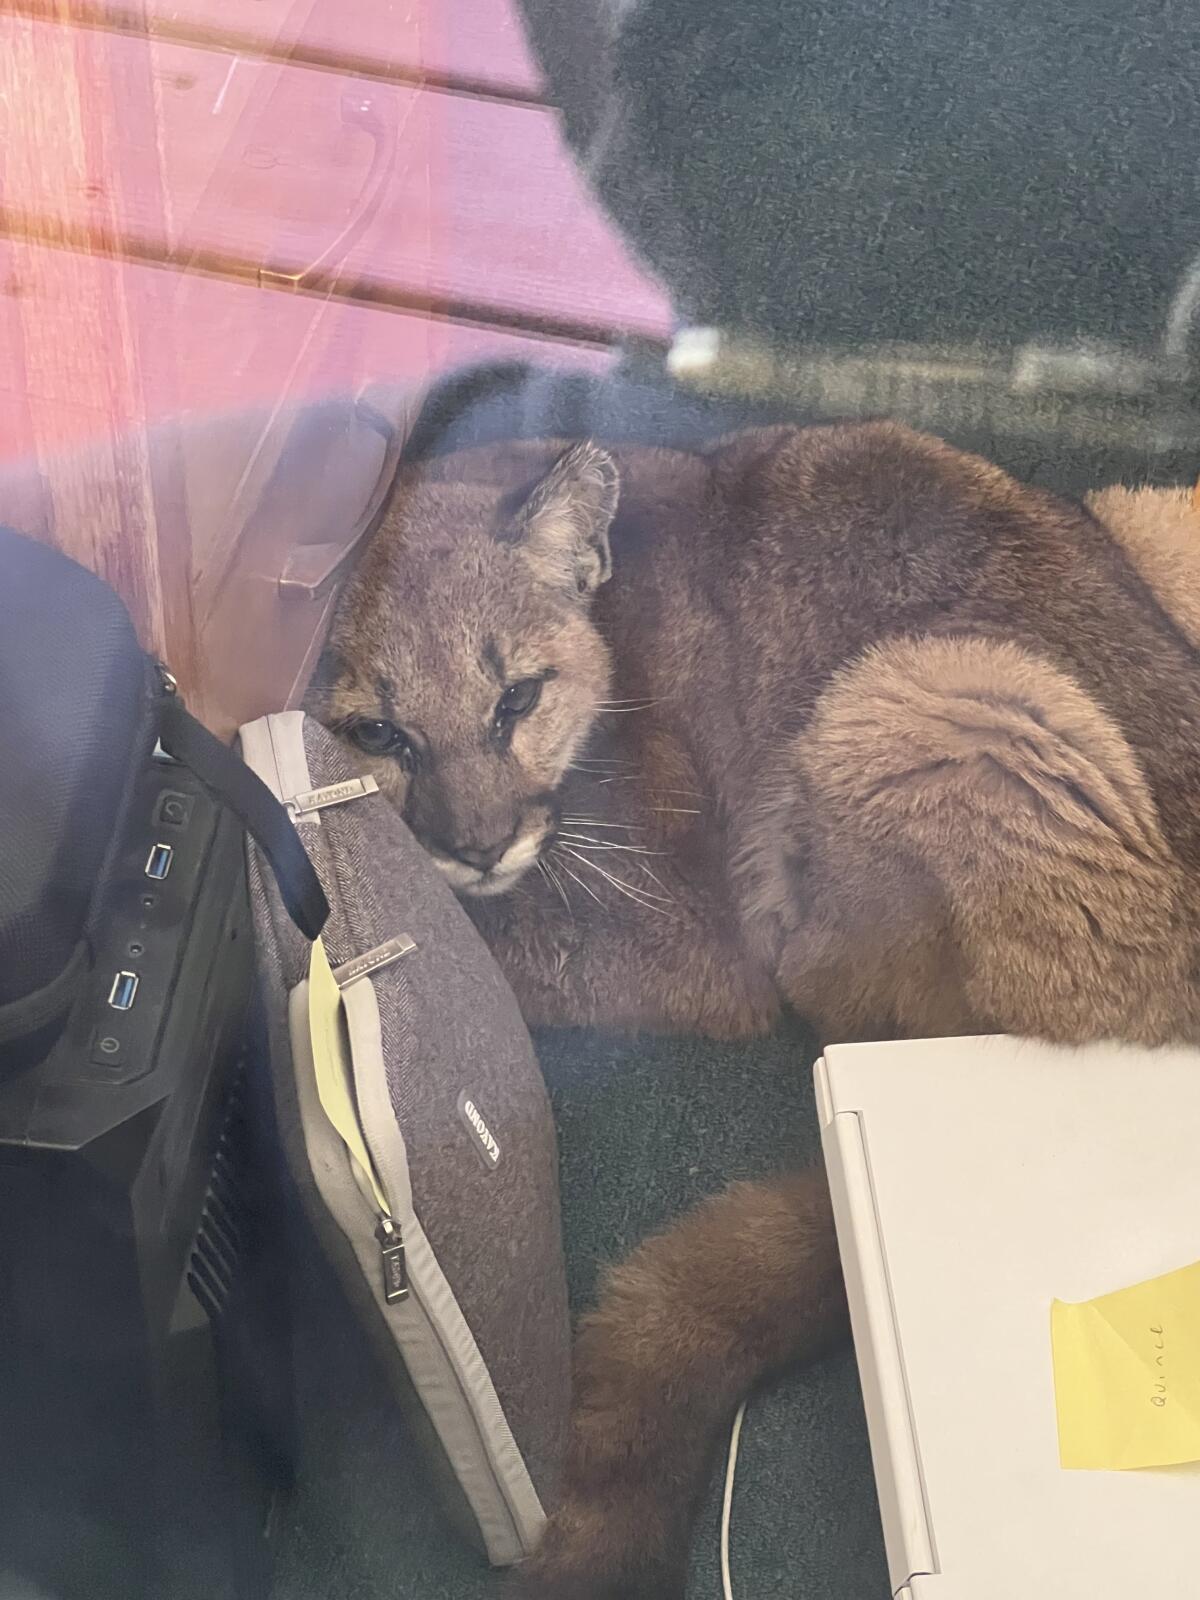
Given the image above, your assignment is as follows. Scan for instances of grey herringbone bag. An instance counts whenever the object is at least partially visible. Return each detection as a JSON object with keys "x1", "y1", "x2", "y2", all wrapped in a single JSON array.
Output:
[{"x1": 241, "y1": 711, "x2": 569, "y2": 1566}]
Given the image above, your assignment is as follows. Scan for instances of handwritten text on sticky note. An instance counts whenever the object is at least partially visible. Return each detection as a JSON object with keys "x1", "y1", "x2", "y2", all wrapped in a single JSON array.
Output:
[{"x1": 1051, "y1": 1259, "x2": 1200, "y2": 1470}]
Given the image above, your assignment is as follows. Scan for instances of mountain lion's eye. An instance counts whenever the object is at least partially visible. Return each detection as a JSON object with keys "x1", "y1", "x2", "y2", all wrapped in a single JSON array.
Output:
[
  {"x1": 496, "y1": 678, "x2": 543, "y2": 721},
  {"x1": 348, "y1": 717, "x2": 416, "y2": 770}
]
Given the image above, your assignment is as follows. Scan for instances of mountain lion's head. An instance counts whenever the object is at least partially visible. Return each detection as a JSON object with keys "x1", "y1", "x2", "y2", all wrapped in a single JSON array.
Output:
[{"x1": 309, "y1": 443, "x2": 620, "y2": 897}]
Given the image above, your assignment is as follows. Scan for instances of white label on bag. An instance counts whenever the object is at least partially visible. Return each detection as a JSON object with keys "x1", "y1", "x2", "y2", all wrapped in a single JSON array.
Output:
[
  {"x1": 287, "y1": 775, "x2": 379, "y2": 817},
  {"x1": 333, "y1": 936, "x2": 417, "y2": 987},
  {"x1": 457, "y1": 1092, "x2": 501, "y2": 1172}
]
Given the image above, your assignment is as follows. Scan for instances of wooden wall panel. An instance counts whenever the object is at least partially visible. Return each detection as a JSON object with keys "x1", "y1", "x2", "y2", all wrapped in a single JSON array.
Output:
[
  {"x1": 31, "y1": 0, "x2": 546, "y2": 98},
  {"x1": 0, "y1": 241, "x2": 608, "y2": 467},
  {"x1": 0, "y1": 3, "x2": 192, "y2": 675},
  {"x1": 0, "y1": 16, "x2": 672, "y2": 341}
]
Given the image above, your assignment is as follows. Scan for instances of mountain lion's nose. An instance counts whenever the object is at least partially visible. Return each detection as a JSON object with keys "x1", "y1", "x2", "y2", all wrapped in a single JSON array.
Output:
[{"x1": 452, "y1": 837, "x2": 512, "y2": 874}]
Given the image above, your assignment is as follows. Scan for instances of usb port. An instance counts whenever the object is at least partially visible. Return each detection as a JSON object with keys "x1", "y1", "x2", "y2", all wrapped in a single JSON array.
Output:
[
  {"x1": 144, "y1": 843, "x2": 173, "y2": 881},
  {"x1": 108, "y1": 971, "x2": 139, "y2": 1011}
]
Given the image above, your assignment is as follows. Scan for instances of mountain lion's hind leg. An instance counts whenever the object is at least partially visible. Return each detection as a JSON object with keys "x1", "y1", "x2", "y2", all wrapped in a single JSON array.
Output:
[{"x1": 777, "y1": 635, "x2": 1199, "y2": 1046}]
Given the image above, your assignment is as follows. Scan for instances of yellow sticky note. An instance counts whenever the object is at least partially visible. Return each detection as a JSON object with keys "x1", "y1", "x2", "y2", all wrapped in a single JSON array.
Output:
[
  {"x1": 308, "y1": 936, "x2": 390, "y2": 1216},
  {"x1": 1051, "y1": 1259, "x2": 1200, "y2": 1470}
]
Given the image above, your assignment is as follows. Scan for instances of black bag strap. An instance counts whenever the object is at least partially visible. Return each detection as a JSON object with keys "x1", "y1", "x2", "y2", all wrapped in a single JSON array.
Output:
[{"x1": 158, "y1": 697, "x2": 329, "y2": 940}]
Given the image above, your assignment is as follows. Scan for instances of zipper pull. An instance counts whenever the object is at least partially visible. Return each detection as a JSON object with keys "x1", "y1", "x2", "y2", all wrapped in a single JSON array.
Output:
[{"x1": 376, "y1": 1216, "x2": 409, "y2": 1304}]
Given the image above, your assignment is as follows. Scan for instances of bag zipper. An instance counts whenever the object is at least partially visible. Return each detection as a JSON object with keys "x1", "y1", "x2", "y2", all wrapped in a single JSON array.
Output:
[
  {"x1": 333, "y1": 1022, "x2": 410, "y2": 1307},
  {"x1": 321, "y1": 1027, "x2": 411, "y2": 1307},
  {"x1": 343, "y1": 969, "x2": 537, "y2": 1555},
  {"x1": 375, "y1": 1213, "x2": 409, "y2": 1303}
]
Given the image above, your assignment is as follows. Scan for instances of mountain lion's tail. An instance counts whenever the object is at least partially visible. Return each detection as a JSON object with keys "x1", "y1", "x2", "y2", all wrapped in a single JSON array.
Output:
[{"x1": 520, "y1": 1168, "x2": 846, "y2": 1600}]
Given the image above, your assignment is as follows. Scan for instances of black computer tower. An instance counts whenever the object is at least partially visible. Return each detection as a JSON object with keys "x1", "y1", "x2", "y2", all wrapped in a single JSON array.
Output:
[{"x1": 0, "y1": 755, "x2": 291, "y2": 1600}]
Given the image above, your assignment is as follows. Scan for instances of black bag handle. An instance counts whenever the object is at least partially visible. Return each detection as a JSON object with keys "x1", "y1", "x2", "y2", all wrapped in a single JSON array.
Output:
[{"x1": 158, "y1": 698, "x2": 329, "y2": 940}]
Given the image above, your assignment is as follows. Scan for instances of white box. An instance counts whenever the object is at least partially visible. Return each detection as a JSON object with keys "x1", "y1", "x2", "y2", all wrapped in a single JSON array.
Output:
[{"x1": 816, "y1": 1035, "x2": 1200, "y2": 1600}]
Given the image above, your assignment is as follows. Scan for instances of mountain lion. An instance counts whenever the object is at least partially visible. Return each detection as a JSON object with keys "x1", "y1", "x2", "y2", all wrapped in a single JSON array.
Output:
[{"x1": 308, "y1": 420, "x2": 1200, "y2": 1598}]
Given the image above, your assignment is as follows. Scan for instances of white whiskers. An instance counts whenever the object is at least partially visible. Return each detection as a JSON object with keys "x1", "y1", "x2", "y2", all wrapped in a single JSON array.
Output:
[
  {"x1": 552, "y1": 855, "x2": 605, "y2": 908},
  {"x1": 559, "y1": 815, "x2": 643, "y2": 831},
  {"x1": 633, "y1": 859, "x2": 672, "y2": 897},
  {"x1": 538, "y1": 857, "x2": 572, "y2": 916},
  {"x1": 593, "y1": 776, "x2": 705, "y2": 810},
  {"x1": 556, "y1": 830, "x2": 666, "y2": 858},
  {"x1": 549, "y1": 744, "x2": 711, "y2": 921},
  {"x1": 554, "y1": 844, "x2": 677, "y2": 916}
]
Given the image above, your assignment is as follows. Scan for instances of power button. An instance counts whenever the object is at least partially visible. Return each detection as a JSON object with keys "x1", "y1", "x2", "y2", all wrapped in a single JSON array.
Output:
[{"x1": 90, "y1": 1030, "x2": 124, "y2": 1068}]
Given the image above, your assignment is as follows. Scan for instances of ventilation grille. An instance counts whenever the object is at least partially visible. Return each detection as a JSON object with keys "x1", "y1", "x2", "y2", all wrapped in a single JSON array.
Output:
[{"x1": 187, "y1": 1064, "x2": 254, "y2": 1328}]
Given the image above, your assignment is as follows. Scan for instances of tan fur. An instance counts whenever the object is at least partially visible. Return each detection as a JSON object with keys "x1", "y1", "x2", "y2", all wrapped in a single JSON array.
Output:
[
  {"x1": 1086, "y1": 485, "x2": 1200, "y2": 651},
  {"x1": 788, "y1": 635, "x2": 1196, "y2": 1044},
  {"x1": 521, "y1": 1171, "x2": 845, "y2": 1600},
  {"x1": 312, "y1": 427, "x2": 1200, "y2": 1598}
]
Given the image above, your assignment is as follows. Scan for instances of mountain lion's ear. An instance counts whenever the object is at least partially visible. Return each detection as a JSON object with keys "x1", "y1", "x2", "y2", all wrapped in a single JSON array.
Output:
[{"x1": 508, "y1": 442, "x2": 620, "y2": 595}]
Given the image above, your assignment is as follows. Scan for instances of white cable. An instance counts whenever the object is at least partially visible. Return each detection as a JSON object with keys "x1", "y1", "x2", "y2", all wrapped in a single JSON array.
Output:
[{"x1": 720, "y1": 1399, "x2": 749, "y2": 1600}]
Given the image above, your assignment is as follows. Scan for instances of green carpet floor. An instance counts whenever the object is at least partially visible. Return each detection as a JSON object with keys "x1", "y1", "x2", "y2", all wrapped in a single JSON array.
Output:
[{"x1": 271, "y1": 1021, "x2": 888, "y2": 1599}]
